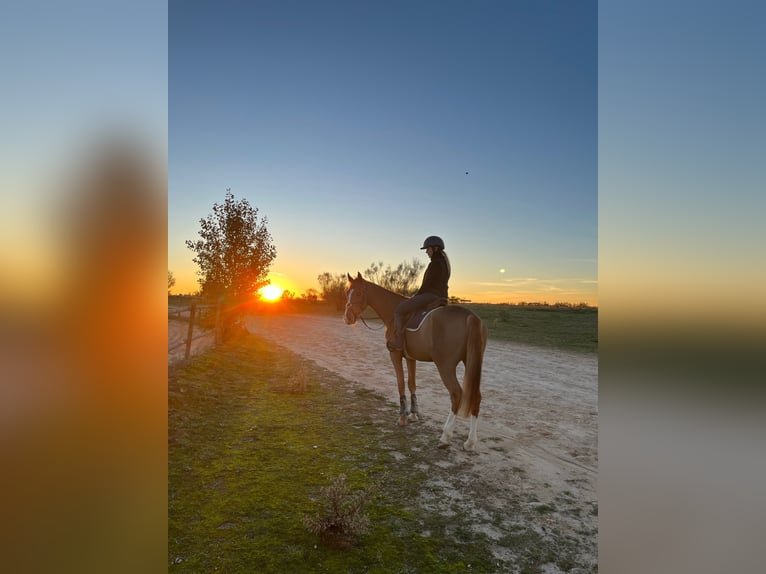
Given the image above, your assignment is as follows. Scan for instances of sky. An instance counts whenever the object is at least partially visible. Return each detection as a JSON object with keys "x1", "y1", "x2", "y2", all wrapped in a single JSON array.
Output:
[
  {"x1": 168, "y1": 0, "x2": 598, "y2": 305},
  {"x1": 0, "y1": 1, "x2": 167, "y2": 302},
  {"x1": 599, "y1": 0, "x2": 765, "y2": 325}
]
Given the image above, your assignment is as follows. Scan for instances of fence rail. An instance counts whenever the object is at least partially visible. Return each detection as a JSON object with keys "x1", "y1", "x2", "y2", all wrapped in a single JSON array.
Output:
[{"x1": 168, "y1": 301, "x2": 223, "y2": 360}]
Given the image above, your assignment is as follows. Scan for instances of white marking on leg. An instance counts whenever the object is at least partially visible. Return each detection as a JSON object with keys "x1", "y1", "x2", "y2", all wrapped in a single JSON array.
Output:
[
  {"x1": 439, "y1": 410, "x2": 457, "y2": 445},
  {"x1": 464, "y1": 415, "x2": 479, "y2": 451}
]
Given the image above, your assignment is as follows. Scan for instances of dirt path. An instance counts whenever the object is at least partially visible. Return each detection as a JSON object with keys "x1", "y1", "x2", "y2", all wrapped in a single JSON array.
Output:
[
  {"x1": 168, "y1": 319, "x2": 215, "y2": 365},
  {"x1": 244, "y1": 313, "x2": 598, "y2": 570}
]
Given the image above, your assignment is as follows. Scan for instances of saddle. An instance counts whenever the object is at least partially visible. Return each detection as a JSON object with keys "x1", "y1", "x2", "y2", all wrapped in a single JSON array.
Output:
[{"x1": 404, "y1": 297, "x2": 448, "y2": 331}]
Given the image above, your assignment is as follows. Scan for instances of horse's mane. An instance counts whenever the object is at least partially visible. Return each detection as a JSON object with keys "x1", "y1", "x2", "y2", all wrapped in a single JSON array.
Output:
[
  {"x1": 351, "y1": 276, "x2": 406, "y2": 323},
  {"x1": 361, "y1": 278, "x2": 407, "y2": 301}
]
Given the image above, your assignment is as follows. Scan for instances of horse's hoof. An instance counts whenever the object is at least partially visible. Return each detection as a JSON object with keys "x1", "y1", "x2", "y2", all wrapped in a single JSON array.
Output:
[
  {"x1": 408, "y1": 413, "x2": 419, "y2": 423},
  {"x1": 397, "y1": 416, "x2": 408, "y2": 427},
  {"x1": 463, "y1": 440, "x2": 477, "y2": 452},
  {"x1": 437, "y1": 440, "x2": 450, "y2": 449}
]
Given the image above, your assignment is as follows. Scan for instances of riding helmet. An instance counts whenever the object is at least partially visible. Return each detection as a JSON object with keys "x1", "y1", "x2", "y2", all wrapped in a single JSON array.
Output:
[{"x1": 421, "y1": 235, "x2": 445, "y2": 250}]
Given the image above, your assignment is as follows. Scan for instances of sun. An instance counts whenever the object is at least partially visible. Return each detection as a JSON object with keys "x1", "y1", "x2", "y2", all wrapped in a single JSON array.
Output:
[{"x1": 258, "y1": 284, "x2": 283, "y2": 302}]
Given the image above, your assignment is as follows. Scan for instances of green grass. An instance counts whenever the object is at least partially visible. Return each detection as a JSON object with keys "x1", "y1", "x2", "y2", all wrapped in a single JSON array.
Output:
[
  {"x1": 169, "y1": 335, "x2": 495, "y2": 572},
  {"x1": 169, "y1": 332, "x2": 591, "y2": 573},
  {"x1": 466, "y1": 303, "x2": 598, "y2": 354}
]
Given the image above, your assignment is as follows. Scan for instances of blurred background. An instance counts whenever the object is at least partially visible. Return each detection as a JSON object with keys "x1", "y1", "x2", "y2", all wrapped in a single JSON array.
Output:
[
  {"x1": 0, "y1": 2, "x2": 167, "y2": 573},
  {"x1": 599, "y1": 1, "x2": 765, "y2": 573},
  {"x1": 1, "y1": 1, "x2": 763, "y2": 573}
]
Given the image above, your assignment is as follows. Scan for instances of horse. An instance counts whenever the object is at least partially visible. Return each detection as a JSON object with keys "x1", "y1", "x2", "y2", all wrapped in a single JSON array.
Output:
[{"x1": 343, "y1": 272, "x2": 488, "y2": 451}]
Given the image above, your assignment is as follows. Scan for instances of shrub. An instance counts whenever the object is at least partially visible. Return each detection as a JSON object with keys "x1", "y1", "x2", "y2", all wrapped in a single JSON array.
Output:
[{"x1": 302, "y1": 474, "x2": 373, "y2": 548}]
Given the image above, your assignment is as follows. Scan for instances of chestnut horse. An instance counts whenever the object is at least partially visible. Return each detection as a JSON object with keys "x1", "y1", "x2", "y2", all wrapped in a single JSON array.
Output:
[{"x1": 343, "y1": 273, "x2": 488, "y2": 451}]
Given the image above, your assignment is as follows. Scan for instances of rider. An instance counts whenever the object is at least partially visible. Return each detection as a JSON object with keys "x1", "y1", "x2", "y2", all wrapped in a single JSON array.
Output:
[{"x1": 388, "y1": 235, "x2": 451, "y2": 352}]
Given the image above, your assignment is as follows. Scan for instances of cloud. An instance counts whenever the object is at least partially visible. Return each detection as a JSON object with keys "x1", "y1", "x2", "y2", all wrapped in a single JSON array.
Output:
[
  {"x1": 472, "y1": 278, "x2": 539, "y2": 287},
  {"x1": 472, "y1": 277, "x2": 597, "y2": 287}
]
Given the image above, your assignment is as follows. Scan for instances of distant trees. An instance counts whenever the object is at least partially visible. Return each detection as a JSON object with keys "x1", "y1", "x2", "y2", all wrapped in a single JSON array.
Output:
[
  {"x1": 363, "y1": 259, "x2": 425, "y2": 296},
  {"x1": 317, "y1": 272, "x2": 349, "y2": 310},
  {"x1": 186, "y1": 190, "x2": 277, "y2": 303},
  {"x1": 317, "y1": 259, "x2": 426, "y2": 310},
  {"x1": 168, "y1": 270, "x2": 176, "y2": 292},
  {"x1": 302, "y1": 288, "x2": 319, "y2": 303}
]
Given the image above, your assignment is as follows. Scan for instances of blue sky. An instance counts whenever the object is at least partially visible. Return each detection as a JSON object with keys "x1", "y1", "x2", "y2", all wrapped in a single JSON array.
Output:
[{"x1": 169, "y1": 0, "x2": 598, "y2": 303}]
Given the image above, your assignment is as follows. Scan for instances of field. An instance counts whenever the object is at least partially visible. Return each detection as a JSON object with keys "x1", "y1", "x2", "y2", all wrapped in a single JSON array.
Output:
[
  {"x1": 169, "y1": 305, "x2": 597, "y2": 572},
  {"x1": 465, "y1": 304, "x2": 597, "y2": 354}
]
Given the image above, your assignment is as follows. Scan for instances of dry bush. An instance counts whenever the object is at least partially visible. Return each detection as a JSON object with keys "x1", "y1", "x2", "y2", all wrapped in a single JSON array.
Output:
[
  {"x1": 287, "y1": 366, "x2": 310, "y2": 394},
  {"x1": 302, "y1": 474, "x2": 373, "y2": 548},
  {"x1": 271, "y1": 365, "x2": 310, "y2": 394}
]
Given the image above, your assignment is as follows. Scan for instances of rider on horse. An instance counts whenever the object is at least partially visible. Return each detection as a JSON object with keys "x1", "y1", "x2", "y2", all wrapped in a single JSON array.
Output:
[{"x1": 388, "y1": 235, "x2": 451, "y2": 352}]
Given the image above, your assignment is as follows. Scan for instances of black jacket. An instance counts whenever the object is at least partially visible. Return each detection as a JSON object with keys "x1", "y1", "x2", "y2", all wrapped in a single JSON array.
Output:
[{"x1": 416, "y1": 251, "x2": 450, "y2": 299}]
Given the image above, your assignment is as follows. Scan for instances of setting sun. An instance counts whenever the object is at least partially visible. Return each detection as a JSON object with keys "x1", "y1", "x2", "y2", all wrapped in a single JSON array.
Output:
[{"x1": 258, "y1": 284, "x2": 284, "y2": 302}]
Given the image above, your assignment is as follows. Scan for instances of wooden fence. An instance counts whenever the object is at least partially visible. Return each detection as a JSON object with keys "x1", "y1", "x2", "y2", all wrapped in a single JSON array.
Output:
[{"x1": 168, "y1": 300, "x2": 223, "y2": 361}]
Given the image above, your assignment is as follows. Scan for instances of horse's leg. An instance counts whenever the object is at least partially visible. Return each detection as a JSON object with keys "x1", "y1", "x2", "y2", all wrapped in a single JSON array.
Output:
[
  {"x1": 434, "y1": 360, "x2": 462, "y2": 447},
  {"x1": 439, "y1": 410, "x2": 457, "y2": 448},
  {"x1": 464, "y1": 415, "x2": 479, "y2": 452},
  {"x1": 406, "y1": 357, "x2": 418, "y2": 422},
  {"x1": 389, "y1": 351, "x2": 408, "y2": 426}
]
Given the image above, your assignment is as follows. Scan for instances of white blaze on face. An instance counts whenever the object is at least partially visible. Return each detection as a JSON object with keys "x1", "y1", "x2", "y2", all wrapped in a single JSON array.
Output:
[{"x1": 343, "y1": 288, "x2": 356, "y2": 325}]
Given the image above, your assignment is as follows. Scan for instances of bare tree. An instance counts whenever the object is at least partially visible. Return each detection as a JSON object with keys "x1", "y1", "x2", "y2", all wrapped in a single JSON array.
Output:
[
  {"x1": 168, "y1": 270, "x2": 176, "y2": 292},
  {"x1": 302, "y1": 288, "x2": 319, "y2": 302},
  {"x1": 363, "y1": 258, "x2": 425, "y2": 295},
  {"x1": 317, "y1": 272, "x2": 348, "y2": 310},
  {"x1": 317, "y1": 258, "x2": 426, "y2": 312}
]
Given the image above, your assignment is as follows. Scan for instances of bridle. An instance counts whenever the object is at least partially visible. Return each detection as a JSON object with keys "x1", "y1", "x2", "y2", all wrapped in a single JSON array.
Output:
[
  {"x1": 344, "y1": 283, "x2": 385, "y2": 330},
  {"x1": 344, "y1": 285, "x2": 366, "y2": 324}
]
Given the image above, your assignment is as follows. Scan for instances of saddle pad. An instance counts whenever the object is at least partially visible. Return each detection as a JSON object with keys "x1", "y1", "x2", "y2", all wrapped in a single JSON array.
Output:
[{"x1": 405, "y1": 308, "x2": 438, "y2": 331}]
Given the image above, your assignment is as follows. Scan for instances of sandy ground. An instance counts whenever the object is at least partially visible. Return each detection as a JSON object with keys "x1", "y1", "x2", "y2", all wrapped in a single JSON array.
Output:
[
  {"x1": 243, "y1": 313, "x2": 598, "y2": 570},
  {"x1": 168, "y1": 319, "x2": 215, "y2": 365}
]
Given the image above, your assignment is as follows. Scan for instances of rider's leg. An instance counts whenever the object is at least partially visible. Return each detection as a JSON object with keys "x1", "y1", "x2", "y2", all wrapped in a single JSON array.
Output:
[{"x1": 389, "y1": 295, "x2": 431, "y2": 351}]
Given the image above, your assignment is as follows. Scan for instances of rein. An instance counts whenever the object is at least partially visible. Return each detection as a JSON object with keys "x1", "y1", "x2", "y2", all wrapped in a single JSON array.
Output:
[
  {"x1": 347, "y1": 285, "x2": 387, "y2": 331},
  {"x1": 359, "y1": 314, "x2": 386, "y2": 331}
]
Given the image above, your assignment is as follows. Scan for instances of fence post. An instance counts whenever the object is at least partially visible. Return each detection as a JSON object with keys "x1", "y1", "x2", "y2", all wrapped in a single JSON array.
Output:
[{"x1": 185, "y1": 303, "x2": 197, "y2": 360}]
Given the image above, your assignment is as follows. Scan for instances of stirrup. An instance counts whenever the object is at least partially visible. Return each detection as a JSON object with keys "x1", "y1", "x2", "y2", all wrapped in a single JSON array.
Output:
[{"x1": 387, "y1": 334, "x2": 403, "y2": 352}]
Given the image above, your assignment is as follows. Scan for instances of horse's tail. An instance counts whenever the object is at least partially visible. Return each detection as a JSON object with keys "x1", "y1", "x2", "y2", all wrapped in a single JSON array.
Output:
[{"x1": 458, "y1": 313, "x2": 487, "y2": 418}]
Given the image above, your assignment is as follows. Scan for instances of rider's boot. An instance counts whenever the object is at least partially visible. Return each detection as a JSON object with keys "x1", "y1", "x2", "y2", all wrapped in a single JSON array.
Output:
[{"x1": 387, "y1": 330, "x2": 403, "y2": 352}]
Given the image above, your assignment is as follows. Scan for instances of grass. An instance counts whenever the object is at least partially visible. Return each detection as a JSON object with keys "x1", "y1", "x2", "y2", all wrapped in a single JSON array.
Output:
[
  {"x1": 466, "y1": 303, "x2": 598, "y2": 354},
  {"x1": 169, "y1": 331, "x2": 592, "y2": 573}
]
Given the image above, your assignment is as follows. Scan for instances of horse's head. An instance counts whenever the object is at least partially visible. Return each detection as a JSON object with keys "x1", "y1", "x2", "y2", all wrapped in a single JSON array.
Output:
[{"x1": 344, "y1": 272, "x2": 368, "y2": 325}]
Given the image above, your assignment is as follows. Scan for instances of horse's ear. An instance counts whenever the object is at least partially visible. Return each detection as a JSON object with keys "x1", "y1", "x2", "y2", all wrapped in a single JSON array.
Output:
[
  {"x1": 347, "y1": 273, "x2": 353, "y2": 282},
  {"x1": 356, "y1": 271, "x2": 362, "y2": 279}
]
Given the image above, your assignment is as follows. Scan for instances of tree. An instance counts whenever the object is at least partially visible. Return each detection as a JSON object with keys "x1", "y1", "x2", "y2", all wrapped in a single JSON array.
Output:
[
  {"x1": 167, "y1": 270, "x2": 176, "y2": 292},
  {"x1": 186, "y1": 190, "x2": 277, "y2": 302},
  {"x1": 316, "y1": 259, "x2": 427, "y2": 311},
  {"x1": 363, "y1": 258, "x2": 425, "y2": 295},
  {"x1": 301, "y1": 288, "x2": 319, "y2": 303},
  {"x1": 317, "y1": 272, "x2": 349, "y2": 310}
]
